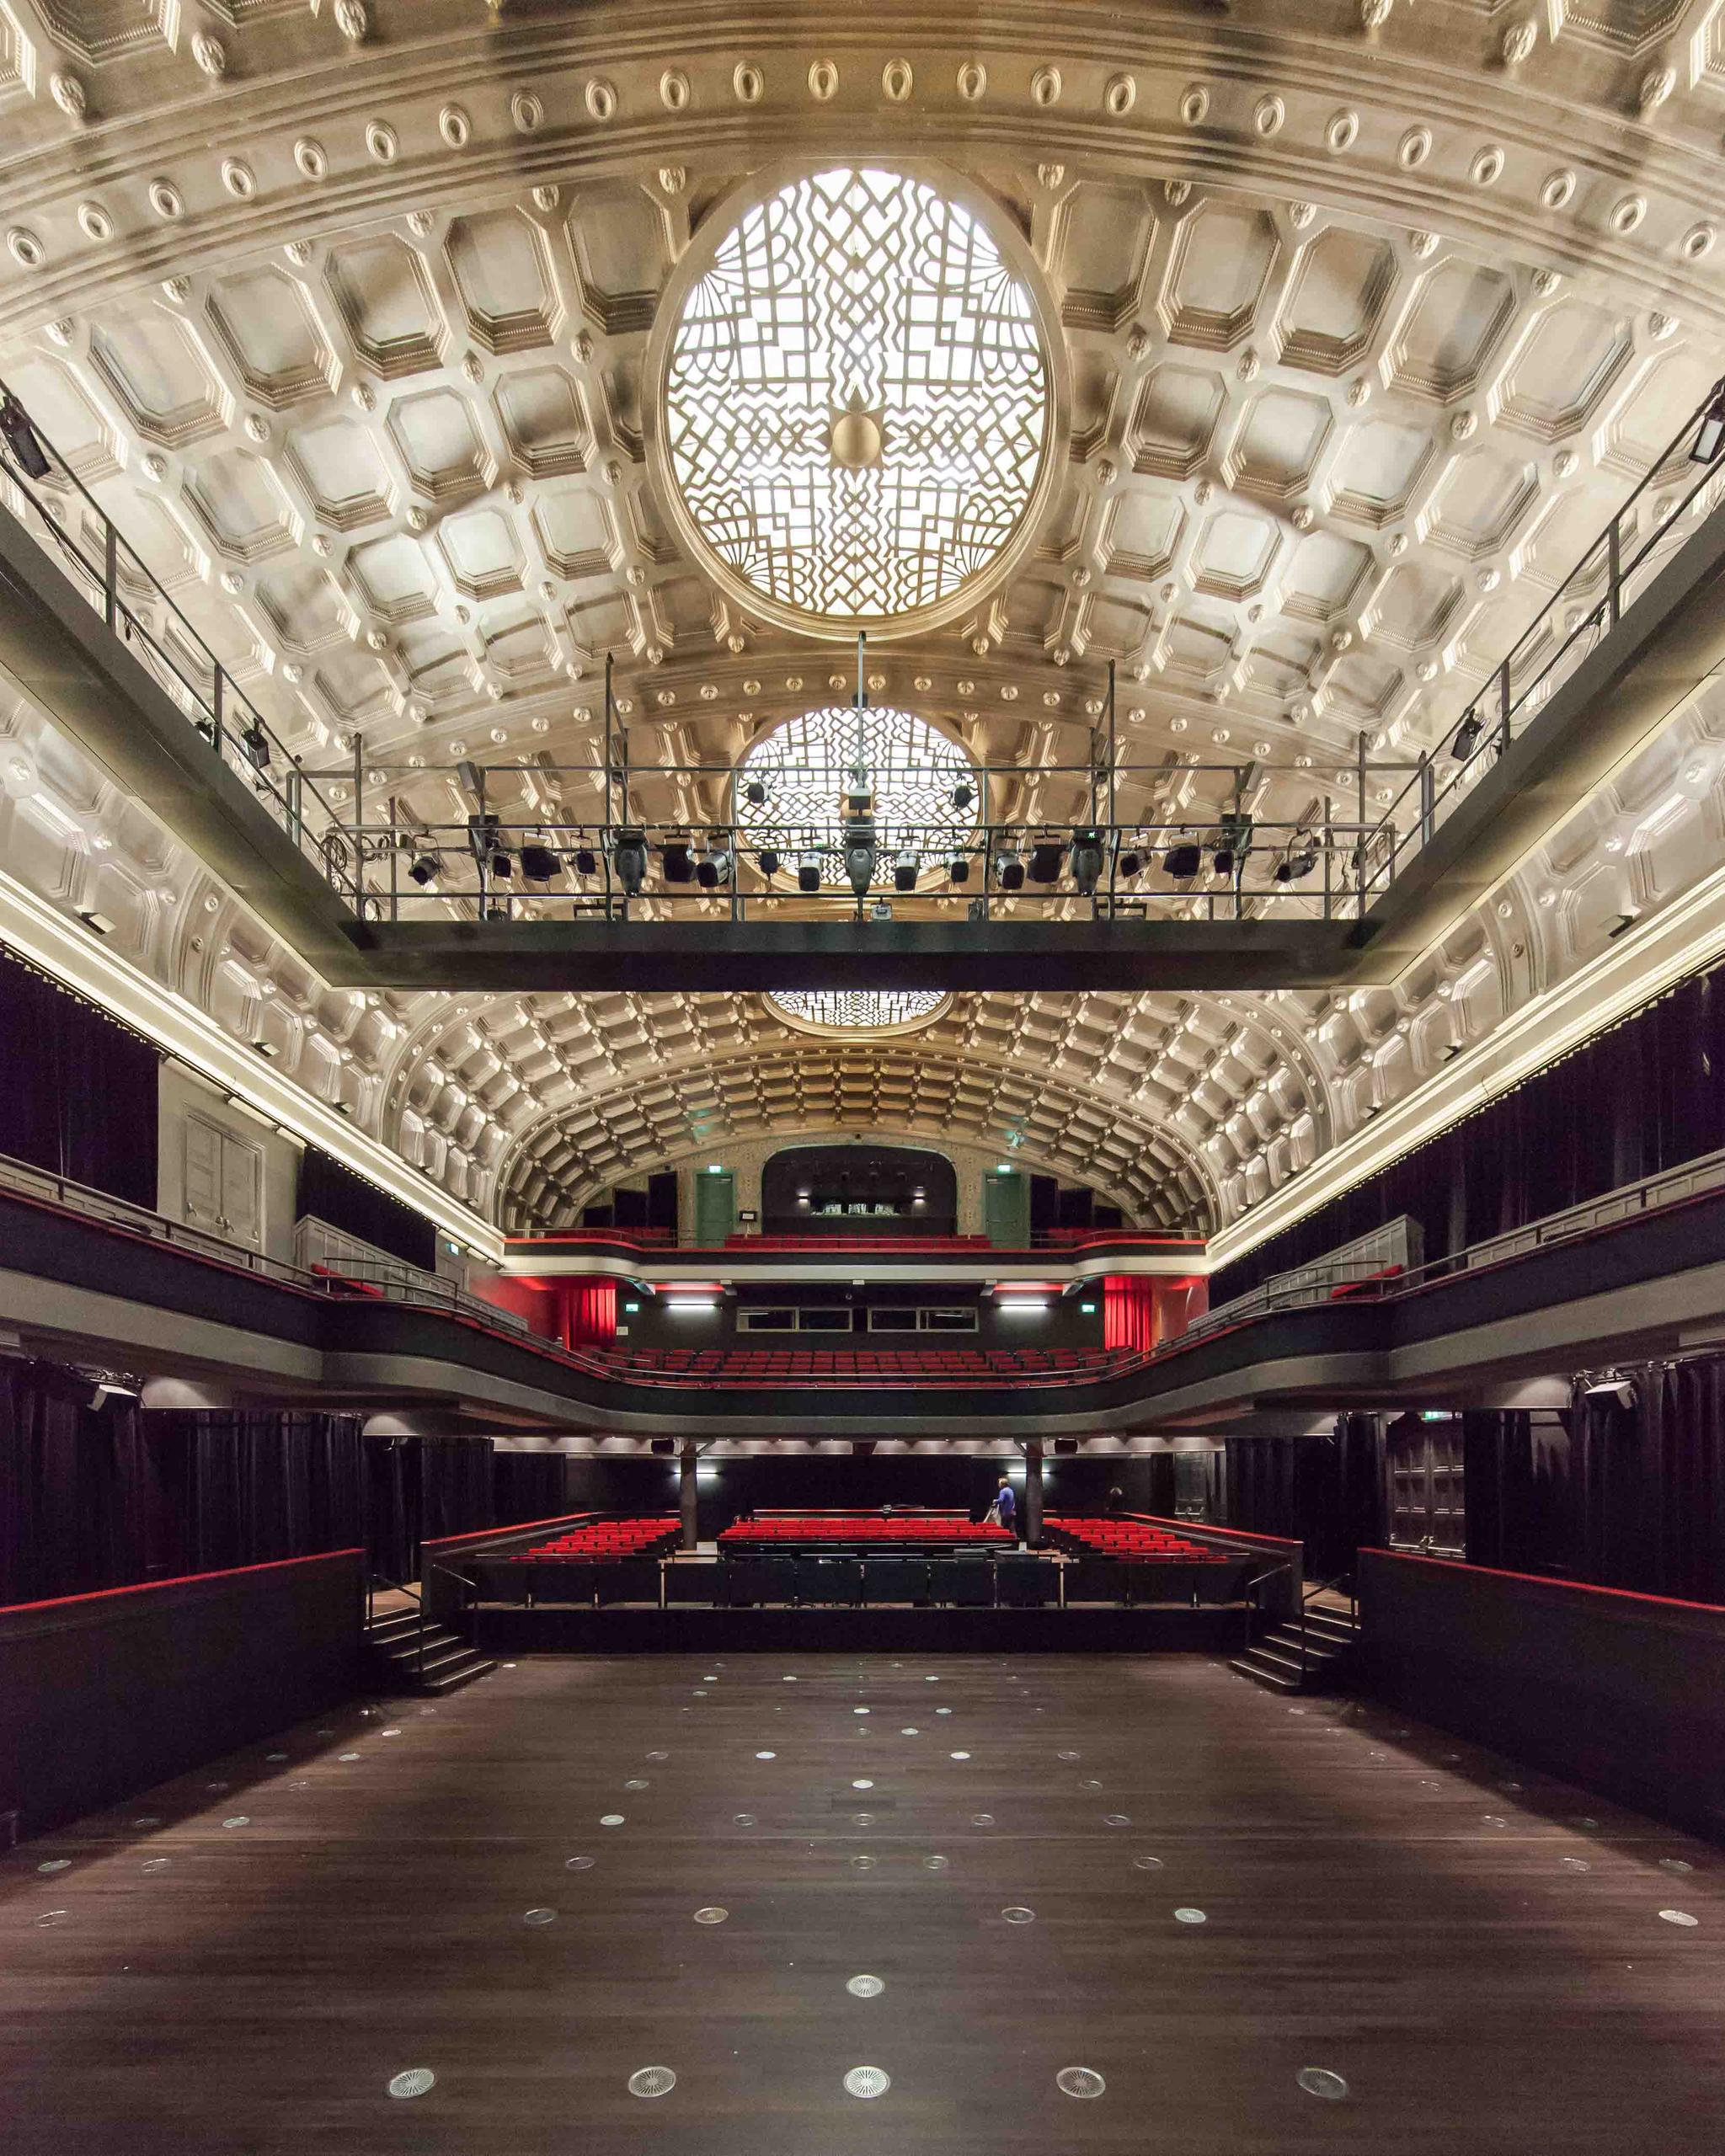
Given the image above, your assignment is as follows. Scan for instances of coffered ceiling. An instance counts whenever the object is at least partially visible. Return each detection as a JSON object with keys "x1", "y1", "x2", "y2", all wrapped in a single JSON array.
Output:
[{"x1": 2, "y1": 0, "x2": 1724, "y2": 1239}]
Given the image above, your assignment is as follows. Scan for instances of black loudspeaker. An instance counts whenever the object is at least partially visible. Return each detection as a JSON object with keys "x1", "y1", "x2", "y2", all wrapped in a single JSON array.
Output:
[
  {"x1": 1053, "y1": 1437, "x2": 1079, "y2": 1456},
  {"x1": 649, "y1": 1437, "x2": 676, "y2": 1457}
]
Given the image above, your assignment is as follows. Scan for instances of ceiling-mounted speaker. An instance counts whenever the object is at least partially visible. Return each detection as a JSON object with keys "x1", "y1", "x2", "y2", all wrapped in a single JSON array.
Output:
[
  {"x1": 1053, "y1": 1437, "x2": 1079, "y2": 1456},
  {"x1": 649, "y1": 1436, "x2": 677, "y2": 1456}
]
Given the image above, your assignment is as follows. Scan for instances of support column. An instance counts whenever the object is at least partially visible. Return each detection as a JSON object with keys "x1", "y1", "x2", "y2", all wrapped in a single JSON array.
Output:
[
  {"x1": 1023, "y1": 1444, "x2": 1044, "y2": 1548},
  {"x1": 679, "y1": 1441, "x2": 700, "y2": 1550}
]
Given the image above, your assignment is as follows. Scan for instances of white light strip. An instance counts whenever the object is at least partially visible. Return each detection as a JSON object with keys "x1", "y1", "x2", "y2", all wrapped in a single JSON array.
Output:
[
  {"x1": 1210, "y1": 857, "x2": 1725, "y2": 1272},
  {"x1": 0, "y1": 868, "x2": 503, "y2": 1262}
]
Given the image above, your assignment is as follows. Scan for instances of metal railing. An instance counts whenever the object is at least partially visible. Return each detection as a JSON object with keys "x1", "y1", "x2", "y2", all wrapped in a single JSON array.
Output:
[
  {"x1": 1242, "y1": 1561, "x2": 1302, "y2": 1678},
  {"x1": 0, "y1": 420, "x2": 360, "y2": 905},
  {"x1": 3, "y1": 373, "x2": 1721, "y2": 931}
]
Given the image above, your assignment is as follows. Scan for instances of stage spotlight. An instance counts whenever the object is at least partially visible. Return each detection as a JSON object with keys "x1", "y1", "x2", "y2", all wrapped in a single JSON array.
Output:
[
  {"x1": 241, "y1": 723, "x2": 271, "y2": 771},
  {"x1": 951, "y1": 780, "x2": 975, "y2": 812},
  {"x1": 1274, "y1": 842, "x2": 1318, "y2": 883},
  {"x1": 489, "y1": 849, "x2": 514, "y2": 881},
  {"x1": 995, "y1": 848, "x2": 1024, "y2": 891},
  {"x1": 573, "y1": 847, "x2": 598, "y2": 877},
  {"x1": 948, "y1": 853, "x2": 971, "y2": 884},
  {"x1": 1070, "y1": 827, "x2": 1104, "y2": 895},
  {"x1": 744, "y1": 778, "x2": 767, "y2": 807},
  {"x1": 1449, "y1": 713, "x2": 1485, "y2": 761},
  {"x1": 894, "y1": 849, "x2": 918, "y2": 892},
  {"x1": 406, "y1": 852, "x2": 442, "y2": 887},
  {"x1": 1029, "y1": 839, "x2": 1065, "y2": 884},
  {"x1": 798, "y1": 851, "x2": 823, "y2": 893},
  {"x1": 1163, "y1": 842, "x2": 1202, "y2": 879},
  {"x1": 466, "y1": 810, "x2": 500, "y2": 866},
  {"x1": 1692, "y1": 387, "x2": 1725, "y2": 462},
  {"x1": 1212, "y1": 815, "x2": 1252, "y2": 878},
  {"x1": 696, "y1": 838, "x2": 731, "y2": 889},
  {"x1": 0, "y1": 388, "x2": 51, "y2": 481},
  {"x1": 611, "y1": 827, "x2": 648, "y2": 896},
  {"x1": 520, "y1": 841, "x2": 561, "y2": 883},
  {"x1": 756, "y1": 846, "x2": 781, "y2": 877},
  {"x1": 844, "y1": 823, "x2": 878, "y2": 897},
  {"x1": 661, "y1": 841, "x2": 695, "y2": 883},
  {"x1": 1117, "y1": 849, "x2": 1143, "y2": 879}
]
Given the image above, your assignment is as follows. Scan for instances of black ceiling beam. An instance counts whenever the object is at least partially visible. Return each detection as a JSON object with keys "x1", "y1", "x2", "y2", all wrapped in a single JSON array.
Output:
[{"x1": 337, "y1": 914, "x2": 1370, "y2": 991}]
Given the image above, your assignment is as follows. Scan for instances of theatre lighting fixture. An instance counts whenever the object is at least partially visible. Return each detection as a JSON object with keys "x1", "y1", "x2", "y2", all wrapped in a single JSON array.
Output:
[
  {"x1": 241, "y1": 724, "x2": 271, "y2": 771},
  {"x1": 696, "y1": 837, "x2": 732, "y2": 889},
  {"x1": 951, "y1": 781, "x2": 975, "y2": 811},
  {"x1": 1117, "y1": 849, "x2": 1143, "y2": 879},
  {"x1": 844, "y1": 822, "x2": 878, "y2": 897},
  {"x1": 662, "y1": 841, "x2": 696, "y2": 884},
  {"x1": 995, "y1": 849, "x2": 1024, "y2": 891},
  {"x1": 1071, "y1": 828, "x2": 1104, "y2": 895},
  {"x1": 1583, "y1": 1375, "x2": 1637, "y2": 1407},
  {"x1": 1691, "y1": 386, "x2": 1725, "y2": 462},
  {"x1": 611, "y1": 828, "x2": 648, "y2": 896},
  {"x1": 251, "y1": 1037, "x2": 280, "y2": 1057},
  {"x1": 0, "y1": 387, "x2": 51, "y2": 479},
  {"x1": 1274, "y1": 841, "x2": 1318, "y2": 883},
  {"x1": 573, "y1": 847, "x2": 599, "y2": 877},
  {"x1": 894, "y1": 849, "x2": 919, "y2": 892},
  {"x1": 489, "y1": 849, "x2": 514, "y2": 881},
  {"x1": 1212, "y1": 816, "x2": 1252, "y2": 878},
  {"x1": 1163, "y1": 841, "x2": 1202, "y2": 879},
  {"x1": 1450, "y1": 713, "x2": 1485, "y2": 761},
  {"x1": 744, "y1": 778, "x2": 768, "y2": 807},
  {"x1": 798, "y1": 851, "x2": 823, "y2": 893},
  {"x1": 1029, "y1": 839, "x2": 1065, "y2": 884},
  {"x1": 756, "y1": 846, "x2": 782, "y2": 876},
  {"x1": 948, "y1": 853, "x2": 971, "y2": 883},
  {"x1": 73, "y1": 905, "x2": 113, "y2": 936},
  {"x1": 519, "y1": 842, "x2": 561, "y2": 883},
  {"x1": 406, "y1": 852, "x2": 442, "y2": 887}
]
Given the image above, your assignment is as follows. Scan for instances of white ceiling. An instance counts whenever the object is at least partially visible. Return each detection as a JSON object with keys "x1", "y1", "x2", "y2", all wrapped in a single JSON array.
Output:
[{"x1": 1, "y1": 0, "x2": 1724, "y2": 1235}]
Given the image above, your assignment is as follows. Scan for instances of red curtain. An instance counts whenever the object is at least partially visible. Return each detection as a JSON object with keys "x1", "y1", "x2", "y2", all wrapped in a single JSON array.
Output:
[
  {"x1": 1103, "y1": 1277, "x2": 1156, "y2": 1352},
  {"x1": 561, "y1": 1278, "x2": 617, "y2": 1348}
]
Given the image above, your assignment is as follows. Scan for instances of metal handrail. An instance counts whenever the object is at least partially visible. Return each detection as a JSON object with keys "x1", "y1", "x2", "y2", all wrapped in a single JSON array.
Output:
[{"x1": 1242, "y1": 1561, "x2": 1301, "y2": 1682}]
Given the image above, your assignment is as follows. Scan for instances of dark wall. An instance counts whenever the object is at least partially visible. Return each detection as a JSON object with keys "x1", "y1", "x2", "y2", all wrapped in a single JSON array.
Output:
[
  {"x1": 0, "y1": 944, "x2": 159, "y2": 1206},
  {"x1": 1215, "y1": 1417, "x2": 1386, "y2": 1582},
  {"x1": 617, "y1": 1285, "x2": 1105, "y2": 1352},
  {"x1": 1361, "y1": 1549, "x2": 1725, "y2": 1839},
  {"x1": 0, "y1": 1549, "x2": 362, "y2": 1838},
  {"x1": 1213, "y1": 953, "x2": 1725, "y2": 1304},
  {"x1": 0, "y1": 1364, "x2": 363, "y2": 1606},
  {"x1": 761, "y1": 1143, "x2": 958, "y2": 1234},
  {"x1": 1465, "y1": 1356, "x2": 1725, "y2": 1604},
  {"x1": 296, "y1": 1145, "x2": 437, "y2": 1273}
]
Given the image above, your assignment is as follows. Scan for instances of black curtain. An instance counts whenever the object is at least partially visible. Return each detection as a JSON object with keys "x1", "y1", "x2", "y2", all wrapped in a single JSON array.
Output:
[
  {"x1": 296, "y1": 1145, "x2": 437, "y2": 1272},
  {"x1": 494, "y1": 1450, "x2": 574, "y2": 1524},
  {"x1": 1219, "y1": 1416, "x2": 1386, "y2": 1581},
  {"x1": 0, "y1": 1363, "x2": 361, "y2": 1606},
  {"x1": 0, "y1": 946, "x2": 159, "y2": 1206},
  {"x1": 366, "y1": 1436, "x2": 494, "y2": 1582},
  {"x1": 1212, "y1": 958, "x2": 1725, "y2": 1304},
  {"x1": 1465, "y1": 1360, "x2": 1725, "y2": 1603}
]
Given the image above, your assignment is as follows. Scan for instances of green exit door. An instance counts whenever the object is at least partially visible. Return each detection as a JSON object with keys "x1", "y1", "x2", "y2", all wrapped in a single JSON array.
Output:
[
  {"x1": 693, "y1": 1169, "x2": 736, "y2": 1245},
  {"x1": 983, "y1": 1168, "x2": 1029, "y2": 1247}
]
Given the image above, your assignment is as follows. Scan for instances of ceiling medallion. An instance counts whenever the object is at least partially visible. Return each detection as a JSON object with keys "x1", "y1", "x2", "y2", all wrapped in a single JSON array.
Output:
[
  {"x1": 766, "y1": 990, "x2": 951, "y2": 1038},
  {"x1": 649, "y1": 163, "x2": 1064, "y2": 640}
]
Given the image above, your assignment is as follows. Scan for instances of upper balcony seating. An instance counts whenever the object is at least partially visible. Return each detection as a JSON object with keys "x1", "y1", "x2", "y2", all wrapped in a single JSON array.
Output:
[
  {"x1": 721, "y1": 1233, "x2": 996, "y2": 1252},
  {"x1": 516, "y1": 1516, "x2": 680, "y2": 1561},
  {"x1": 1044, "y1": 1515, "x2": 1218, "y2": 1561},
  {"x1": 719, "y1": 1513, "x2": 1010, "y2": 1548},
  {"x1": 582, "y1": 1344, "x2": 1136, "y2": 1389}
]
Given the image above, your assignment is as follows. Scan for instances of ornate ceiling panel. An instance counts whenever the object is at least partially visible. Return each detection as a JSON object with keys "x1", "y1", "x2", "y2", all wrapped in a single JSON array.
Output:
[{"x1": 1, "y1": 1, "x2": 1723, "y2": 1241}]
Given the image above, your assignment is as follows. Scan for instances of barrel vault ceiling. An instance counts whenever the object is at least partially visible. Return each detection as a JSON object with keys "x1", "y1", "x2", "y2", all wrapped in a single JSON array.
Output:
[{"x1": 2, "y1": 0, "x2": 1725, "y2": 1236}]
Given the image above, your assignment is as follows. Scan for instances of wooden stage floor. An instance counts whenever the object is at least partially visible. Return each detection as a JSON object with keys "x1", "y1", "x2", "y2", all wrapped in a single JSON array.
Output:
[{"x1": 3, "y1": 1651, "x2": 1721, "y2": 2155}]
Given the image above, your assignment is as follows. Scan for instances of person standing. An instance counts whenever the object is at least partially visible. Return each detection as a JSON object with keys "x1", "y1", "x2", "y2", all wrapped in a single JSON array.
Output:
[{"x1": 991, "y1": 1473, "x2": 1018, "y2": 1544}]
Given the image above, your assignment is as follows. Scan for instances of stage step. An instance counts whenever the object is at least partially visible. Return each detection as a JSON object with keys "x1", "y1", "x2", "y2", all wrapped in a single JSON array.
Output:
[
  {"x1": 364, "y1": 1610, "x2": 494, "y2": 1695},
  {"x1": 1231, "y1": 1608, "x2": 1359, "y2": 1695}
]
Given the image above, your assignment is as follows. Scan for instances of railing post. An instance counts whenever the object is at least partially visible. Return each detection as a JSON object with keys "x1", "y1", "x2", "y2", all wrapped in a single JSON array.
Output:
[
  {"x1": 211, "y1": 664, "x2": 225, "y2": 760},
  {"x1": 103, "y1": 520, "x2": 118, "y2": 632},
  {"x1": 1498, "y1": 659, "x2": 1513, "y2": 750},
  {"x1": 1607, "y1": 516, "x2": 1621, "y2": 629}
]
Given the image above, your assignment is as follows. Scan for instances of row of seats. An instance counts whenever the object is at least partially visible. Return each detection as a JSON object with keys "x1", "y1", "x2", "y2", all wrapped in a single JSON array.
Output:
[
  {"x1": 466, "y1": 1552, "x2": 1252, "y2": 1610},
  {"x1": 719, "y1": 1514, "x2": 1009, "y2": 1546},
  {"x1": 522, "y1": 1516, "x2": 679, "y2": 1560},
  {"x1": 1046, "y1": 1515, "x2": 1214, "y2": 1560},
  {"x1": 585, "y1": 1346, "x2": 1135, "y2": 1389},
  {"x1": 721, "y1": 1234, "x2": 997, "y2": 1251}
]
